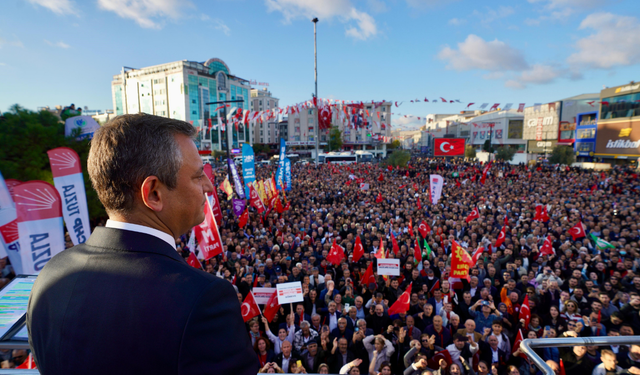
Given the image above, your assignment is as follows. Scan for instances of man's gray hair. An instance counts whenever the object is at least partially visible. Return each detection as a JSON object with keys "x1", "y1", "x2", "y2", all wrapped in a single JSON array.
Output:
[
  {"x1": 300, "y1": 320, "x2": 310, "y2": 329},
  {"x1": 87, "y1": 114, "x2": 195, "y2": 215}
]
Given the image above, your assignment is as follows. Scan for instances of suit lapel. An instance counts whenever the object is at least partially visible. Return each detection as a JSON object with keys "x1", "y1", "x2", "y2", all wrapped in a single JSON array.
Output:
[{"x1": 86, "y1": 227, "x2": 186, "y2": 264}]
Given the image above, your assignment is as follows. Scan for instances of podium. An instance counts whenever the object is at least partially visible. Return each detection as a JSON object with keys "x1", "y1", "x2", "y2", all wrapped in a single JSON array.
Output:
[{"x1": 0, "y1": 275, "x2": 38, "y2": 373}]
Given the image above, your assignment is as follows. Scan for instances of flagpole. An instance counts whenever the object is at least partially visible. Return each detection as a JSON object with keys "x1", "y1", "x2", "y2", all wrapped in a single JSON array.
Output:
[{"x1": 312, "y1": 17, "x2": 319, "y2": 166}]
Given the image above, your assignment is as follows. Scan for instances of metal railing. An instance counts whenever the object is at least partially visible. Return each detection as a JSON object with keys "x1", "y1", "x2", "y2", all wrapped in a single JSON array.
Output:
[{"x1": 520, "y1": 335, "x2": 640, "y2": 375}]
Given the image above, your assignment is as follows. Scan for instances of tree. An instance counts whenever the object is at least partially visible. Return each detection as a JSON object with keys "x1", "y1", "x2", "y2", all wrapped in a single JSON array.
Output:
[
  {"x1": 495, "y1": 146, "x2": 516, "y2": 162},
  {"x1": 482, "y1": 139, "x2": 494, "y2": 153},
  {"x1": 465, "y1": 145, "x2": 476, "y2": 159},
  {"x1": 0, "y1": 104, "x2": 106, "y2": 221},
  {"x1": 549, "y1": 145, "x2": 576, "y2": 165},
  {"x1": 327, "y1": 126, "x2": 342, "y2": 152},
  {"x1": 388, "y1": 139, "x2": 401, "y2": 150},
  {"x1": 386, "y1": 150, "x2": 411, "y2": 167}
]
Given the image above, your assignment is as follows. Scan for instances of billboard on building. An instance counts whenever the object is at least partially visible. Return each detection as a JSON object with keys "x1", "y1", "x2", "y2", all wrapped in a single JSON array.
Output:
[
  {"x1": 434, "y1": 138, "x2": 465, "y2": 156},
  {"x1": 594, "y1": 120, "x2": 640, "y2": 157}
]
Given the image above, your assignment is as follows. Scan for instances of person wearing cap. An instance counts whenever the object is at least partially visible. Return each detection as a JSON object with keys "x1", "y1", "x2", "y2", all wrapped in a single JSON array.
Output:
[
  {"x1": 301, "y1": 337, "x2": 325, "y2": 373},
  {"x1": 446, "y1": 333, "x2": 478, "y2": 371},
  {"x1": 469, "y1": 300, "x2": 502, "y2": 333}
]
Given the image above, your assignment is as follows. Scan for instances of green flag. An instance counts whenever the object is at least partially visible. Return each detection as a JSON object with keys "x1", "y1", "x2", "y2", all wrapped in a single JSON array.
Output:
[
  {"x1": 590, "y1": 233, "x2": 615, "y2": 250},
  {"x1": 424, "y1": 239, "x2": 432, "y2": 258}
]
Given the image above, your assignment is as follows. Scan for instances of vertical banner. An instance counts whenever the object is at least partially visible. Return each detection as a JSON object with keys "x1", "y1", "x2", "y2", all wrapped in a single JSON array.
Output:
[
  {"x1": 227, "y1": 159, "x2": 245, "y2": 200},
  {"x1": 275, "y1": 138, "x2": 286, "y2": 191},
  {"x1": 202, "y1": 164, "x2": 223, "y2": 225},
  {"x1": 249, "y1": 184, "x2": 265, "y2": 213},
  {"x1": 284, "y1": 157, "x2": 292, "y2": 192},
  {"x1": 232, "y1": 198, "x2": 246, "y2": 217},
  {"x1": 193, "y1": 197, "x2": 224, "y2": 260},
  {"x1": 242, "y1": 144, "x2": 256, "y2": 198},
  {"x1": 0, "y1": 179, "x2": 22, "y2": 272},
  {"x1": 429, "y1": 174, "x2": 444, "y2": 205},
  {"x1": 47, "y1": 147, "x2": 91, "y2": 245},
  {"x1": 0, "y1": 173, "x2": 15, "y2": 264},
  {"x1": 14, "y1": 181, "x2": 65, "y2": 274}
]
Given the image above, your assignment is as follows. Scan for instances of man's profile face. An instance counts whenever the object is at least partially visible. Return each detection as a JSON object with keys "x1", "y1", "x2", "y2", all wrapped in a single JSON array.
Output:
[{"x1": 160, "y1": 134, "x2": 213, "y2": 237}]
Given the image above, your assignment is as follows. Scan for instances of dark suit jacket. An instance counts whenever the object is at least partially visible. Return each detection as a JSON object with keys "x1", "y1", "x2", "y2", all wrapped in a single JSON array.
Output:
[
  {"x1": 27, "y1": 227, "x2": 259, "y2": 375},
  {"x1": 274, "y1": 352, "x2": 301, "y2": 372}
]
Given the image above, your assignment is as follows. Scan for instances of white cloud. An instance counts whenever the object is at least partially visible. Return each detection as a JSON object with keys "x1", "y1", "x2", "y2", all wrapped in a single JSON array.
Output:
[
  {"x1": 406, "y1": 0, "x2": 459, "y2": 9},
  {"x1": 26, "y1": 0, "x2": 78, "y2": 15},
  {"x1": 213, "y1": 19, "x2": 231, "y2": 36},
  {"x1": 567, "y1": 12, "x2": 640, "y2": 69},
  {"x1": 526, "y1": 0, "x2": 606, "y2": 25},
  {"x1": 448, "y1": 18, "x2": 466, "y2": 26},
  {"x1": 528, "y1": 0, "x2": 606, "y2": 10},
  {"x1": 97, "y1": 0, "x2": 193, "y2": 29},
  {"x1": 44, "y1": 39, "x2": 70, "y2": 48},
  {"x1": 438, "y1": 34, "x2": 529, "y2": 71},
  {"x1": 504, "y1": 64, "x2": 564, "y2": 88},
  {"x1": 0, "y1": 36, "x2": 24, "y2": 49},
  {"x1": 505, "y1": 80, "x2": 525, "y2": 89},
  {"x1": 265, "y1": 0, "x2": 377, "y2": 40},
  {"x1": 367, "y1": 0, "x2": 387, "y2": 13},
  {"x1": 472, "y1": 6, "x2": 515, "y2": 25},
  {"x1": 392, "y1": 115, "x2": 424, "y2": 129}
]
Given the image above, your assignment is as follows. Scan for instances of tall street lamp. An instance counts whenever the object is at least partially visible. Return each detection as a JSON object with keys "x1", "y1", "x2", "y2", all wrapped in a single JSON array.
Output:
[{"x1": 312, "y1": 17, "x2": 319, "y2": 165}]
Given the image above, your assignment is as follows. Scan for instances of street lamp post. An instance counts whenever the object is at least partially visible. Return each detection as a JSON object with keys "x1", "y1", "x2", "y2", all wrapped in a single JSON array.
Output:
[{"x1": 312, "y1": 17, "x2": 319, "y2": 166}]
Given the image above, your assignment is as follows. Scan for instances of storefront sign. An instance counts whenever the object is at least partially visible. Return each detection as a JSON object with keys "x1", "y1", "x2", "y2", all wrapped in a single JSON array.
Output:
[
  {"x1": 595, "y1": 121, "x2": 640, "y2": 156},
  {"x1": 528, "y1": 140, "x2": 557, "y2": 153}
]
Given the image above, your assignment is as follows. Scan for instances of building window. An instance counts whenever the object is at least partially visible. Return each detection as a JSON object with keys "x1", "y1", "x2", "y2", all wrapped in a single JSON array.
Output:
[
  {"x1": 260, "y1": 130, "x2": 263, "y2": 136},
  {"x1": 192, "y1": 99, "x2": 196, "y2": 104},
  {"x1": 192, "y1": 111, "x2": 196, "y2": 115}
]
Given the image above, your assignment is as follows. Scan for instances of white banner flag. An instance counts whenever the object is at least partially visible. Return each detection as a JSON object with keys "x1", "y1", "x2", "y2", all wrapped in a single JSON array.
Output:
[
  {"x1": 0, "y1": 177, "x2": 21, "y2": 273},
  {"x1": 0, "y1": 173, "x2": 14, "y2": 263},
  {"x1": 14, "y1": 181, "x2": 65, "y2": 274},
  {"x1": 47, "y1": 148, "x2": 91, "y2": 245},
  {"x1": 429, "y1": 174, "x2": 444, "y2": 205}
]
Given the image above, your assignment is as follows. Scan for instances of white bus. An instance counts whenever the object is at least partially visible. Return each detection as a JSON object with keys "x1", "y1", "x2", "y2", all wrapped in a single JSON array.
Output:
[
  {"x1": 319, "y1": 152, "x2": 357, "y2": 164},
  {"x1": 355, "y1": 151, "x2": 374, "y2": 162}
]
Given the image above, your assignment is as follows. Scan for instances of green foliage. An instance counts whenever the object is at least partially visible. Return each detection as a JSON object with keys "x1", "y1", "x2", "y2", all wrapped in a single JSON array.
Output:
[
  {"x1": 252, "y1": 144, "x2": 271, "y2": 154},
  {"x1": 387, "y1": 150, "x2": 411, "y2": 167},
  {"x1": 327, "y1": 126, "x2": 342, "y2": 152},
  {"x1": 549, "y1": 145, "x2": 576, "y2": 165},
  {"x1": 0, "y1": 104, "x2": 106, "y2": 221},
  {"x1": 482, "y1": 139, "x2": 494, "y2": 153},
  {"x1": 212, "y1": 150, "x2": 227, "y2": 160},
  {"x1": 495, "y1": 146, "x2": 516, "y2": 162},
  {"x1": 388, "y1": 139, "x2": 401, "y2": 149},
  {"x1": 465, "y1": 144, "x2": 476, "y2": 159}
]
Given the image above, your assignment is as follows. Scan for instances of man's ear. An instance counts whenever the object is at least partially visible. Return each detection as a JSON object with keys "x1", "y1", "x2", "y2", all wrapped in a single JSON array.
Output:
[{"x1": 140, "y1": 176, "x2": 164, "y2": 212}]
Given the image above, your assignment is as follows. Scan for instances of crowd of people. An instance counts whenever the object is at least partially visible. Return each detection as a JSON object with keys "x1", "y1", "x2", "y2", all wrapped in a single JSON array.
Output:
[
  {"x1": 169, "y1": 157, "x2": 640, "y2": 375},
  {"x1": 19, "y1": 155, "x2": 640, "y2": 374}
]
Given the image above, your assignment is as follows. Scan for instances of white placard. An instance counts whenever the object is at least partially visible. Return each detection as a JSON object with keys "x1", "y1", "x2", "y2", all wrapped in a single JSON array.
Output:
[
  {"x1": 276, "y1": 281, "x2": 304, "y2": 304},
  {"x1": 360, "y1": 183, "x2": 369, "y2": 190},
  {"x1": 253, "y1": 287, "x2": 276, "y2": 304},
  {"x1": 377, "y1": 259, "x2": 400, "y2": 276}
]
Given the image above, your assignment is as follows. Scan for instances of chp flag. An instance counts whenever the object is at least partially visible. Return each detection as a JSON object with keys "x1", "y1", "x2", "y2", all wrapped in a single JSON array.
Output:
[
  {"x1": 14, "y1": 181, "x2": 65, "y2": 274},
  {"x1": 47, "y1": 147, "x2": 91, "y2": 246},
  {"x1": 0, "y1": 179, "x2": 22, "y2": 272},
  {"x1": 434, "y1": 138, "x2": 465, "y2": 156},
  {"x1": 194, "y1": 196, "x2": 224, "y2": 260},
  {"x1": 429, "y1": 175, "x2": 444, "y2": 205}
]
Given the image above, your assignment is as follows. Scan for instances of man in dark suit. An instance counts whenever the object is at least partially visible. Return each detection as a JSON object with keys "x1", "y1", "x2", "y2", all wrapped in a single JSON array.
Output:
[
  {"x1": 328, "y1": 337, "x2": 356, "y2": 373},
  {"x1": 320, "y1": 301, "x2": 342, "y2": 331},
  {"x1": 27, "y1": 114, "x2": 259, "y2": 375},
  {"x1": 478, "y1": 335, "x2": 509, "y2": 373},
  {"x1": 275, "y1": 340, "x2": 300, "y2": 372}
]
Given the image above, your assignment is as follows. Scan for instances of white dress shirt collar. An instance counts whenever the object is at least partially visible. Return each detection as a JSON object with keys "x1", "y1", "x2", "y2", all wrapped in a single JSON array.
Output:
[{"x1": 106, "y1": 220, "x2": 177, "y2": 250}]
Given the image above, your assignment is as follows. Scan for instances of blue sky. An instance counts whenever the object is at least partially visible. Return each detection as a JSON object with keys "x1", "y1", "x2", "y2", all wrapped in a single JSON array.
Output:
[{"x1": 1, "y1": 0, "x2": 638, "y2": 130}]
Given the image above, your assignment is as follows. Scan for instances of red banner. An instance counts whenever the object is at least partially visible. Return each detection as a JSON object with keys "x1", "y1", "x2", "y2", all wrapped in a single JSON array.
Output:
[
  {"x1": 203, "y1": 164, "x2": 223, "y2": 225},
  {"x1": 450, "y1": 240, "x2": 473, "y2": 280},
  {"x1": 434, "y1": 138, "x2": 465, "y2": 156},
  {"x1": 194, "y1": 197, "x2": 224, "y2": 260}
]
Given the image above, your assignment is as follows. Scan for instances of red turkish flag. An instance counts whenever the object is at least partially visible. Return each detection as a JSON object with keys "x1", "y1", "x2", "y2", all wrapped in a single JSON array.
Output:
[
  {"x1": 387, "y1": 282, "x2": 412, "y2": 315},
  {"x1": 15, "y1": 353, "x2": 36, "y2": 369},
  {"x1": 376, "y1": 192, "x2": 383, "y2": 203},
  {"x1": 327, "y1": 239, "x2": 345, "y2": 265},
  {"x1": 480, "y1": 161, "x2": 492, "y2": 185},
  {"x1": 203, "y1": 164, "x2": 223, "y2": 225},
  {"x1": 418, "y1": 220, "x2": 430, "y2": 238},
  {"x1": 520, "y1": 295, "x2": 531, "y2": 328},
  {"x1": 512, "y1": 329, "x2": 526, "y2": 359},
  {"x1": 360, "y1": 261, "x2": 376, "y2": 286},
  {"x1": 241, "y1": 292, "x2": 262, "y2": 323},
  {"x1": 409, "y1": 217, "x2": 414, "y2": 237},
  {"x1": 249, "y1": 184, "x2": 265, "y2": 213},
  {"x1": 187, "y1": 252, "x2": 202, "y2": 269},
  {"x1": 238, "y1": 208, "x2": 249, "y2": 228},
  {"x1": 263, "y1": 290, "x2": 280, "y2": 322},
  {"x1": 387, "y1": 165, "x2": 393, "y2": 172},
  {"x1": 504, "y1": 214, "x2": 509, "y2": 227},
  {"x1": 318, "y1": 105, "x2": 332, "y2": 130},
  {"x1": 353, "y1": 236, "x2": 364, "y2": 262},
  {"x1": 496, "y1": 226, "x2": 506, "y2": 247},
  {"x1": 378, "y1": 173, "x2": 384, "y2": 182},
  {"x1": 194, "y1": 197, "x2": 224, "y2": 260},
  {"x1": 429, "y1": 280, "x2": 440, "y2": 297},
  {"x1": 390, "y1": 232, "x2": 400, "y2": 255},
  {"x1": 414, "y1": 239, "x2": 422, "y2": 263},
  {"x1": 539, "y1": 236, "x2": 555, "y2": 256},
  {"x1": 434, "y1": 138, "x2": 465, "y2": 156},
  {"x1": 417, "y1": 197, "x2": 422, "y2": 210},
  {"x1": 471, "y1": 246, "x2": 484, "y2": 266},
  {"x1": 465, "y1": 206, "x2": 480, "y2": 223},
  {"x1": 568, "y1": 221, "x2": 586, "y2": 240}
]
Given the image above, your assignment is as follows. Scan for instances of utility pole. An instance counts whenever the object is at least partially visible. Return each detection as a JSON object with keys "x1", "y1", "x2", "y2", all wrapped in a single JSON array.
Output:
[{"x1": 312, "y1": 17, "x2": 319, "y2": 166}]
